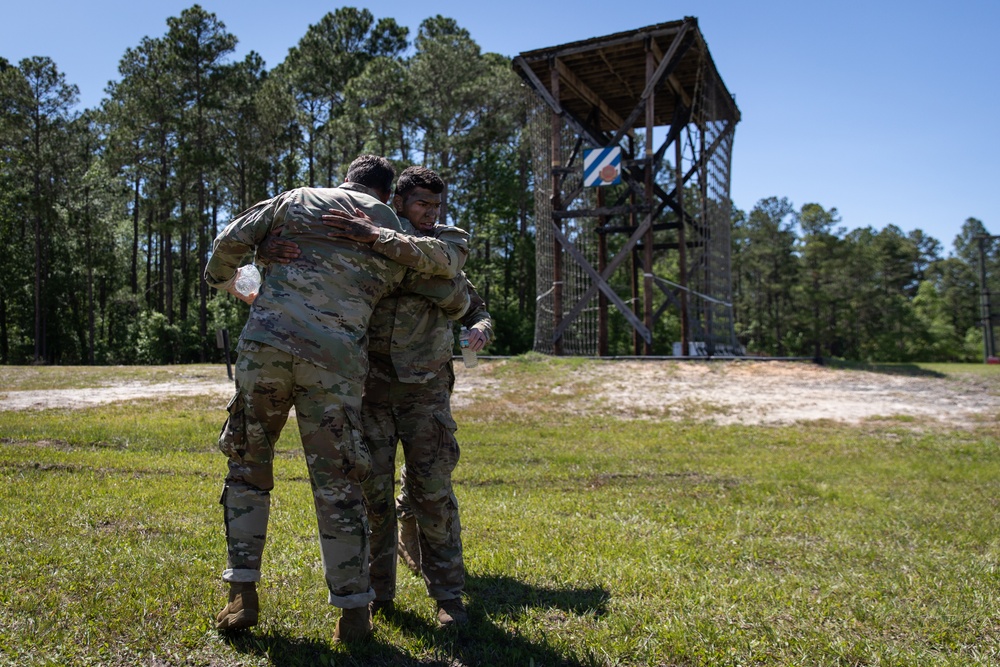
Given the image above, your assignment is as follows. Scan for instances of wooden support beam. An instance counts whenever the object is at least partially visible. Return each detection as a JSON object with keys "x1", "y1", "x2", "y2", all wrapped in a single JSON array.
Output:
[
  {"x1": 513, "y1": 55, "x2": 610, "y2": 152},
  {"x1": 521, "y1": 23, "x2": 686, "y2": 61},
  {"x1": 552, "y1": 214, "x2": 656, "y2": 345},
  {"x1": 596, "y1": 48, "x2": 636, "y2": 98},
  {"x1": 553, "y1": 58, "x2": 635, "y2": 139},
  {"x1": 597, "y1": 187, "x2": 609, "y2": 356},
  {"x1": 551, "y1": 219, "x2": 653, "y2": 344},
  {"x1": 600, "y1": 222, "x2": 680, "y2": 235},
  {"x1": 676, "y1": 122, "x2": 689, "y2": 355},
  {"x1": 642, "y1": 42, "x2": 656, "y2": 355},
  {"x1": 647, "y1": 37, "x2": 693, "y2": 108},
  {"x1": 609, "y1": 18, "x2": 696, "y2": 146},
  {"x1": 553, "y1": 205, "x2": 637, "y2": 219}
]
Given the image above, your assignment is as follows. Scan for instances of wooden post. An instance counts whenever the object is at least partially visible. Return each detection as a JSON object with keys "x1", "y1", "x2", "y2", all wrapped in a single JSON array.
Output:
[
  {"x1": 700, "y1": 121, "x2": 713, "y2": 356},
  {"x1": 630, "y1": 188, "x2": 640, "y2": 355},
  {"x1": 643, "y1": 41, "x2": 656, "y2": 355},
  {"x1": 597, "y1": 187, "x2": 609, "y2": 356},
  {"x1": 550, "y1": 63, "x2": 564, "y2": 355},
  {"x1": 676, "y1": 127, "x2": 689, "y2": 356}
]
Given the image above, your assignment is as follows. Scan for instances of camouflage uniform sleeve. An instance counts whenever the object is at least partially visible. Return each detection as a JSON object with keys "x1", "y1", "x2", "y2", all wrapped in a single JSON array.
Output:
[
  {"x1": 205, "y1": 194, "x2": 286, "y2": 289},
  {"x1": 398, "y1": 269, "x2": 472, "y2": 321},
  {"x1": 370, "y1": 224, "x2": 470, "y2": 278},
  {"x1": 460, "y1": 279, "x2": 494, "y2": 344}
]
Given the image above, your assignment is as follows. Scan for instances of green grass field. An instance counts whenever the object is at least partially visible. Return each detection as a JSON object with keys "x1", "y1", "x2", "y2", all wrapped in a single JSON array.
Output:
[{"x1": 1, "y1": 359, "x2": 998, "y2": 666}]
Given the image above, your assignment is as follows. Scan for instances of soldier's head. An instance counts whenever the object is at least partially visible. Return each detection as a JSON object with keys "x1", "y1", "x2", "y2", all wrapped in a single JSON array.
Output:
[
  {"x1": 394, "y1": 166, "x2": 444, "y2": 232},
  {"x1": 345, "y1": 155, "x2": 396, "y2": 203}
]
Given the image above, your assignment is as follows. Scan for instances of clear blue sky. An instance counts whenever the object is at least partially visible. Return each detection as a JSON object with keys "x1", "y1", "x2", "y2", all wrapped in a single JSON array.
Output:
[{"x1": 4, "y1": 0, "x2": 998, "y2": 251}]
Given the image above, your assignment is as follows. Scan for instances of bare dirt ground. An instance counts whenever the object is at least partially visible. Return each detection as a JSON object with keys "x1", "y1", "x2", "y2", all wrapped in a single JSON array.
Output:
[
  {"x1": 450, "y1": 359, "x2": 1000, "y2": 428},
  {"x1": 3, "y1": 360, "x2": 996, "y2": 429}
]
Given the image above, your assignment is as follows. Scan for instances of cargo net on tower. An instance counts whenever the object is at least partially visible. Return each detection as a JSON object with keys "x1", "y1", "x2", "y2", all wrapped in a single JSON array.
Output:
[
  {"x1": 517, "y1": 18, "x2": 742, "y2": 356},
  {"x1": 682, "y1": 53, "x2": 741, "y2": 356},
  {"x1": 527, "y1": 93, "x2": 601, "y2": 355}
]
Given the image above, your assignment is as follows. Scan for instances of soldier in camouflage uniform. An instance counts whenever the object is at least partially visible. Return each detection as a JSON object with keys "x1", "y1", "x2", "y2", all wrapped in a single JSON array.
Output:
[
  {"x1": 205, "y1": 155, "x2": 471, "y2": 642},
  {"x1": 357, "y1": 166, "x2": 491, "y2": 628},
  {"x1": 261, "y1": 166, "x2": 492, "y2": 627}
]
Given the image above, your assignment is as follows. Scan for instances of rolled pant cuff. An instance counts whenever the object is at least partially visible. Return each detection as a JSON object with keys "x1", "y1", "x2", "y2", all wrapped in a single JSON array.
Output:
[
  {"x1": 223, "y1": 568, "x2": 261, "y2": 583},
  {"x1": 329, "y1": 587, "x2": 376, "y2": 609}
]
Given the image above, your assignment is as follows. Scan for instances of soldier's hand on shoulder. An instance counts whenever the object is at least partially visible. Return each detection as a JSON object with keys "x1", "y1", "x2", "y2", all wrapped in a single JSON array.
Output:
[{"x1": 322, "y1": 208, "x2": 379, "y2": 244}]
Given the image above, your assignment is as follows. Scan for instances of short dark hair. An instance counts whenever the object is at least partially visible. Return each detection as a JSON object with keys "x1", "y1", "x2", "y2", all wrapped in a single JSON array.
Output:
[
  {"x1": 345, "y1": 155, "x2": 395, "y2": 195},
  {"x1": 395, "y1": 165, "x2": 445, "y2": 199}
]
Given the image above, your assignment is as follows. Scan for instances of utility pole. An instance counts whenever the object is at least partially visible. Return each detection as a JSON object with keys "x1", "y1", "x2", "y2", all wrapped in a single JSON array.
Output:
[{"x1": 977, "y1": 234, "x2": 1000, "y2": 362}]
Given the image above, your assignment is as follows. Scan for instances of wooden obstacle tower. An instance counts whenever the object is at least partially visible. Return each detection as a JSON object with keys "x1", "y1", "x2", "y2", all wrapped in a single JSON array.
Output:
[{"x1": 514, "y1": 17, "x2": 742, "y2": 357}]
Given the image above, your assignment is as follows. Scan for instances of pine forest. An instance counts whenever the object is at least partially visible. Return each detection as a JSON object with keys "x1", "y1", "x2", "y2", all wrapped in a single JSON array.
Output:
[{"x1": 1, "y1": 5, "x2": 997, "y2": 365}]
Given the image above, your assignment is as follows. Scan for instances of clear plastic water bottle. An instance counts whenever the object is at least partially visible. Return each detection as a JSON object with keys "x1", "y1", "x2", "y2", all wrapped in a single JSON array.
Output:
[
  {"x1": 234, "y1": 264, "x2": 261, "y2": 298},
  {"x1": 459, "y1": 326, "x2": 478, "y2": 368}
]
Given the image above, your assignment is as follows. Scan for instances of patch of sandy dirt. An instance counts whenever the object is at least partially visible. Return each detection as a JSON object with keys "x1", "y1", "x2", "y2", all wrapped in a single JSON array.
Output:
[
  {"x1": 2, "y1": 360, "x2": 998, "y2": 428},
  {"x1": 451, "y1": 359, "x2": 1000, "y2": 428},
  {"x1": 0, "y1": 380, "x2": 236, "y2": 411}
]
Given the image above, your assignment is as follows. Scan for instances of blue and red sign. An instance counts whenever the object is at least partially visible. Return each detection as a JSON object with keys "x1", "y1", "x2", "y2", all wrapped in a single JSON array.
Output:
[{"x1": 583, "y1": 146, "x2": 622, "y2": 186}]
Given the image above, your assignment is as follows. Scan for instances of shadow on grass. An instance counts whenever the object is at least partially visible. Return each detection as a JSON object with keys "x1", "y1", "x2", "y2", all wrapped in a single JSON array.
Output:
[
  {"x1": 223, "y1": 630, "x2": 405, "y2": 666},
  {"x1": 825, "y1": 359, "x2": 946, "y2": 378},
  {"x1": 386, "y1": 573, "x2": 610, "y2": 666},
  {"x1": 466, "y1": 572, "x2": 610, "y2": 618},
  {"x1": 224, "y1": 573, "x2": 609, "y2": 666}
]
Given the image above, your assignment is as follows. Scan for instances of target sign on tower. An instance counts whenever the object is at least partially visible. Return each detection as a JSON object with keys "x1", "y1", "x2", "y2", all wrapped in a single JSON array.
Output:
[{"x1": 583, "y1": 146, "x2": 622, "y2": 186}]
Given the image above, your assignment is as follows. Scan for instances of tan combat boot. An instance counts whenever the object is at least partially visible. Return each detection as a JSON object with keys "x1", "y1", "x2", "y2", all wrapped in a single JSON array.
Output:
[
  {"x1": 333, "y1": 606, "x2": 373, "y2": 643},
  {"x1": 436, "y1": 598, "x2": 468, "y2": 628},
  {"x1": 397, "y1": 515, "x2": 421, "y2": 576},
  {"x1": 216, "y1": 581, "x2": 259, "y2": 631}
]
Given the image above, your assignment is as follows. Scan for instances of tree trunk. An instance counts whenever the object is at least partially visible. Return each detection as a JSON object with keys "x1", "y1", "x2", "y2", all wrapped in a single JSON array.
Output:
[
  {"x1": 145, "y1": 206, "x2": 154, "y2": 309},
  {"x1": 0, "y1": 294, "x2": 7, "y2": 363},
  {"x1": 131, "y1": 169, "x2": 140, "y2": 295},
  {"x1": 179, "y1": 196, "x2": 189, "y2": 323},
  {"x1": 164, "y1": 225, "x2": 173, "y2": 323},
  {"x1": 86, "y1": 194, "x2": 95, "y2": 365},
  {"x1": 33, "y1": 201, "x2": 42, "y2": 362},
  {"x1": 33, "y1": 107, "x2": 43, "y2": 362}
]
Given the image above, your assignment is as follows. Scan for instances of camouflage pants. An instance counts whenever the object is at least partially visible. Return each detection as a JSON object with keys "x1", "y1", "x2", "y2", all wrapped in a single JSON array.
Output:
[
  {"x1": 218, "y1": 341, "x2": 374, "y2": 609},
  {"x1": 362, "y1": 353, "x2": 463, "y2": 602}
]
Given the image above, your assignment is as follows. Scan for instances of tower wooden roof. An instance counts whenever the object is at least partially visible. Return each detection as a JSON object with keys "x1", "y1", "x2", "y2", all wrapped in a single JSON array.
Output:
[{"x1": 513, "y1": 17, "x2": 740, "y2": 131}]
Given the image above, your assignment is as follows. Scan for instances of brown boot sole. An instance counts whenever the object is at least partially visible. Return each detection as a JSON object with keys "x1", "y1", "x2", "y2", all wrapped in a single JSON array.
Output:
[
  {"x1": 333, "y1": 625, "x2": 373, "y2": 643},
  {"x1": 216, "y1": 609, "x2": 259, "y2": 631}
]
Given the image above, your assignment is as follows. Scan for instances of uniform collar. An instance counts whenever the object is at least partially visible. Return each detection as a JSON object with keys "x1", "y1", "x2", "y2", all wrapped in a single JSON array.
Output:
[{"x1": 340, "y1": 181, "x2": 381, "y2": 199}]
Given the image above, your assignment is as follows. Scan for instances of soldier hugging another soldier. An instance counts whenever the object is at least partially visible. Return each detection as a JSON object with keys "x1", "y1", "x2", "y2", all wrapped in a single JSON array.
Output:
[{"x1": 205, "y1": 156, "x2": 491, "y2": 643}]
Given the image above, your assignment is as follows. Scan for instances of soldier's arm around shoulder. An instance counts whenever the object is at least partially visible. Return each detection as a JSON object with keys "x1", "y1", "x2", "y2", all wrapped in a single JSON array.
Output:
[
  {"x1": 370, "y1": 224, "x2": 470, "y2": 278},
  {"x1": 205, "y1": 193, "x2": 288, "y2": 290},
  {"x1": 399, "y1": 268, "x2": 472, "y2": 321}
]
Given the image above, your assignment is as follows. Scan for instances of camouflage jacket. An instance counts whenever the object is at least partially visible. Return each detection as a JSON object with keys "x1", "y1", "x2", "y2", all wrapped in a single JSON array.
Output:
[
  {"x1": 368, "y1": 220, "x2": 494, "y2": 384},
  {"x1": 205, "y1": 183, "x2": 470, "y2": 383},
  {"x1": 371, "y1": 222, "x2": 469, "y2": 278}
]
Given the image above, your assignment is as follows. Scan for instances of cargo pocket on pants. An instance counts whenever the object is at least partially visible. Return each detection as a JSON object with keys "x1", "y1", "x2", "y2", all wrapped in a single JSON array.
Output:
[
  {"x1": 218, "y1": 392, "x2": 246, "y2": 459},
  {"x1": 344, "y1": 405, "x2": 372, "y2": 483},
  {"x1": 432, "y1": 411, "x2": 460, "y2": 476}
]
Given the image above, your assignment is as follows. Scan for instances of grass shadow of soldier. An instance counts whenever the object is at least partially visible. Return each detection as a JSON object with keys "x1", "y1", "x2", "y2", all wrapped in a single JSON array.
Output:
[
  {"x1": 382, "y1": 572, "x2": 611, "y2": 666},
  {"x1": 221, "y1": 628, "x2": 407, "y2": 666},
  {"x1": 221, "y1": 574, "x2": 610, "y2": 665}
]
